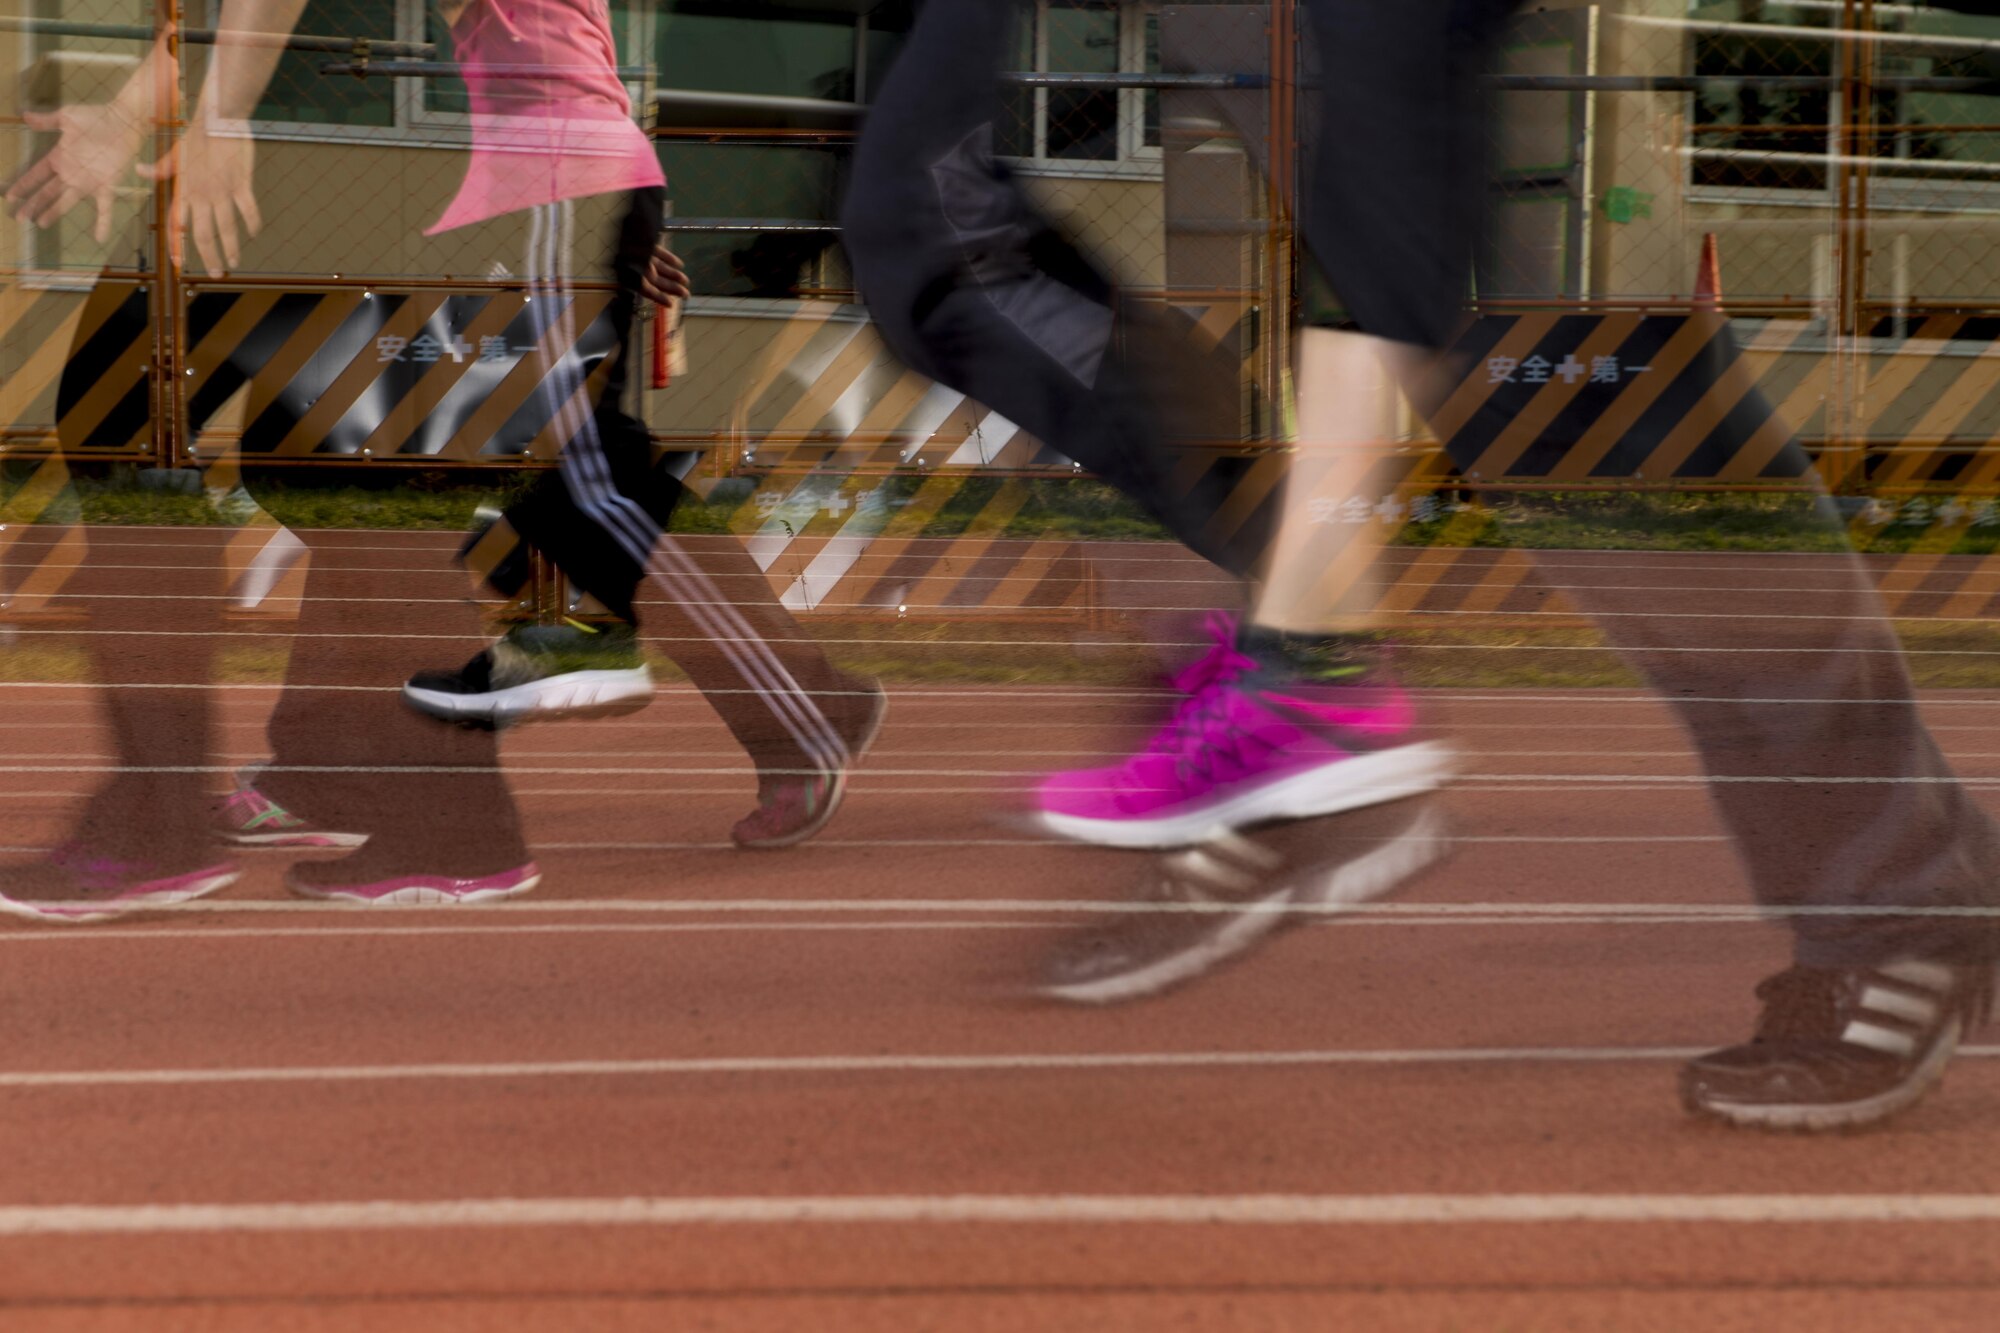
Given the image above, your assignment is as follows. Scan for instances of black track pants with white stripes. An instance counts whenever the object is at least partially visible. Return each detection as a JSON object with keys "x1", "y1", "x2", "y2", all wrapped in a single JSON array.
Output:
[{"x1": 500, "y1": 188, "x2": 857, "y2": 775}]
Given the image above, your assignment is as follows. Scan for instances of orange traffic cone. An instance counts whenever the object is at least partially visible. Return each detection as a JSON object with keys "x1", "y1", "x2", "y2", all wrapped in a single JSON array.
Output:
[{"x1": 1694, "y1": 232, "x2": 1723, "y2": 312}]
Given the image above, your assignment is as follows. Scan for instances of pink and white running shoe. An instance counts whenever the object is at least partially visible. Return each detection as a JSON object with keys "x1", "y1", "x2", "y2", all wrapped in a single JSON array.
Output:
[
  {"x1": 213, "y1": 785, "x2": 367, "y2": 850},
  {"x1": 286, "y1": 859, "x2": 541, "y2": 906},
  {"x1": 1035, "y1": 613, "x2": 1452, "y2": 849},
  {"x1": 0, "y1": 847, "x2": 239, "y2": 925}
]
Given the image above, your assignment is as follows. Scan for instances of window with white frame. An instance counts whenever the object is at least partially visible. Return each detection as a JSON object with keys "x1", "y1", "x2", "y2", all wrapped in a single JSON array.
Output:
[
  {"x1": 653, "y1": 0, "x2": 911, "y2": 296},
  {"x1": 999, "y1": 0, "x2": 1161, "y2": 174},
  {"x1": 1688, "y1": 0, "x2": 2000, "y2": 210},
  {"x1": 248, "y1": 0, "x2": 397, "y2": 131}
]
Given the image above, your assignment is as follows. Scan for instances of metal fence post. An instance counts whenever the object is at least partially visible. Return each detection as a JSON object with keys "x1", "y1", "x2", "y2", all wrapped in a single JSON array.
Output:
[{"x1": 148, "y1": 0, "x2": 185, "y2": 470}]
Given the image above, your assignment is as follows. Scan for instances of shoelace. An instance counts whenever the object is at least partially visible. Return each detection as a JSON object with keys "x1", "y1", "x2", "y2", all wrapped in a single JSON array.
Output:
[
  {"x1": 1750, "y1": 965, "x2": 1849, "y2": 1042},
  {"x1": 221, "y1": 788, "x2": 299, "y2": 828},
  {"x1": 1139, "y1": 622, "x2": 1262, "y2": 784},
  {"x1": 1163, "y1": 687, "x2": 1265, "y2": 786},
  {"x1": 1753, "y1": 961, "x2": 1996, "y2": 1041}
]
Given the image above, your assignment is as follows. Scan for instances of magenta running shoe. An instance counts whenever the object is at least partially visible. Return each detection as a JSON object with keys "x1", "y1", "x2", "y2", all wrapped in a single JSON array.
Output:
[
  {"x1": 1035, "y1": 618, "x2": 1451, "y2": 849},
  {"x1": 0, "y1": 847, "x2": 239, "y2": 925},
  {"x1": 287, "y1": 857, "x2": 541, "y2": 906}
]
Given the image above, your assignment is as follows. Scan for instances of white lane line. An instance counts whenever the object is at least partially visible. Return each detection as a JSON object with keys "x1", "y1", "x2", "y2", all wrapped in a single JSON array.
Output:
[
  {"x1": 0, "y1": 749, "x2": 1738, "y2": 762},
  {"x1": 16, "y1": 717, "x2": 2000, "y2": 734},
  {"x1": 3, "y1": 897, "x2": 1979, "y2": 921},
  {"x1": 10, "y1": 528, "x2": 1947, "y2": 563},
  {"x1": 0, "y1": 1045, "x2": 1708, "y2": 1091},
  {"x1": 0, "y1": 921, "x2": 1054, "y2": 943},
  {"x1": 0, "y1": 767, "x2": 1988, "y2": 787},
  {"x1": 2, "y1": 684, "x2": 2000, "y2": 706},
  {"x1": 0, "y1": 915, "x2": 1790, "y2": 943},
  {"x1": 514, "y1": 784, "x2": 1758, "y2": 796},
  {"x1": 522, "y1": 836, "x2": 1731, "y2": 849},
  {"x1": 0, "y1": 838, "x2": 1737, "y2": 852},
  {"x1": 45, "y1": 589, "x2": 2000, "y2": 618},
  {"x1": 15, "y1": 1193, "x2": 2000, "y2": 1236},
  {"x1": 0, "y1": 783, "x2": 1932, "y2": 798},
  {"x1": 38, "y1": 532, "x2": 2000, "y2": 575},
  {"x1": 17, "y1": 630, "x2": 2000, "y2": 658},
  {"x1": 71, "y1": 720, "x2": 2000, "y2": 734},
  {"x1": 18, "y1": 749, "x2": 2000, "y2": 772}
]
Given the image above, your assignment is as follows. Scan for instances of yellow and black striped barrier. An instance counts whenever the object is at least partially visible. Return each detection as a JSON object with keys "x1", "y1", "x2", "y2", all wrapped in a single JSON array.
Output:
[
  {"x1": 0, "y1": 280, "x2": 153, "y2": 457},
  {"x1": 3, "y1": 277, "x2": 623, "y2": 462},
  {"x1": 182, "y1": 285, "x2": 619, "y2": 461}
]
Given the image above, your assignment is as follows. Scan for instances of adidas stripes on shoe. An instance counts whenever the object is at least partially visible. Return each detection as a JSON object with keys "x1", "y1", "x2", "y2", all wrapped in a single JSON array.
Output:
[{"x1": 1680, "y1": 957, "x2": 1996, "y2": 1132}]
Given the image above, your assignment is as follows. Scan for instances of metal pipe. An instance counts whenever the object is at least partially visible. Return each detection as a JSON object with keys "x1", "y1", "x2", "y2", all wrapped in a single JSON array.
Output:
[
  {"x1": 652, "y1": 127, "x2": 856, "y2": 140},
  {"x1": 151, "y1": 0, "x2": 182, "y2": 472},
  {"x1": 0, "y1": 17, "x2": 434, "y2": 58},
  {"x1": 352, "y1": 67, "x2": 2000, "y2": 98},
  {"x1": 1496, "y1": 74, "x2": 1998, "y2": 93},
  {"x1": 656, "y1": 88, "x2": 865, "y2": 118},
  {"x1": 1618, "y1": 11, "x2": 2000, "y2": 59},
  {"x1": 1686, "y1": 145, "x2": 2000, "y2": 178},
  {"x1": 1002, "y1": 71, "x2": 1267, "y2": 89},
  {"x1": 663, "y1": 219, "x2": 841, "y2": 233},
  {"x1": 320, "y1": 61, "x2": 649, "y2": 78},
  {"x1": 179, "y1": 275, "x2": 618, "y2": 292}
]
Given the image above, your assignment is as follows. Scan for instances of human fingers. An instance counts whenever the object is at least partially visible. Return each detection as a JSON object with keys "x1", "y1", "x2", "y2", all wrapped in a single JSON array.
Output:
[
  {"x1": 652, "y1": 244, "x2": 690, "y2": 289},
  {"x1": 190, "y1": 199, "x2": 225, "y2": 275},
  {"x1": 135, "y1": 147, "x2": 179, "y2": 182},
  {"x1": 20, "y1": 109, "x2": 59, "y2": 133},
  {"x1": 218, "y1": 197, "x2": 244, "y2": 271},
  {"x1": 19, "y1": 176, "x2": 74, "y2": 227},
  {"x1": 236, "y1": 183, "x2": 263, "y2": 241},
  {"x1": 3, "y1": 157, "x2": 57, "y2": 213},
  {"x1": 639, "y1": 272, "x2": 681, "y2": 307},
  {"x1": 641, "y1": 253, "x2": 691, "y2": 304},
  {"x1": 93, "y1": 184, "x2": 115, "y2": 244},
  {"x1": 31, "y1": 185, "x2": 83, "y2": 229}
]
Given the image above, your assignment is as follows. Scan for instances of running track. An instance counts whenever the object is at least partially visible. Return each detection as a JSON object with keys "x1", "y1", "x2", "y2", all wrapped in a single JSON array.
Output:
[{"x1": 4, "y1": 528, "x2": 2000, "y2": 1330}]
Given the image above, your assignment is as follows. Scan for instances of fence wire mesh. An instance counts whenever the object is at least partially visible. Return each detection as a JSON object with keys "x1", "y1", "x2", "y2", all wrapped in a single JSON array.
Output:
[{"x1": 10, "y1": 0, "x2": 2000, "y2": 487}]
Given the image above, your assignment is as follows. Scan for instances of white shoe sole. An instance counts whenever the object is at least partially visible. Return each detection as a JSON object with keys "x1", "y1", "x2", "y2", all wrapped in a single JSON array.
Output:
[
  {"x1": 1039, "y1": 885, "x2": 1297, "y2": 1007},
  {"x1": 223, "y1": 831, "x2": 370, "y2": 850},
  {"x1": 1301, "y1": 804, "x2": 1451, "y2": 910},
  {"x1": 0, "y1": 869, "x2": 240, "y2": 925},
  {"x1": 1038, "y1": 805, "x2": 1451, "y2": 1006},
  {"x1": 1037, "y1": 741, "x2": 1454, "y2": 850},
  {"x1": 403, "y1": 668, "x2": 654, "y2": 727},
  {"x1": 1686, "y1": 1017, "x2": 1963, "y2": 1132},
  {"x1": 287, "y1": 869, "x2": 542, "y2": 907}
]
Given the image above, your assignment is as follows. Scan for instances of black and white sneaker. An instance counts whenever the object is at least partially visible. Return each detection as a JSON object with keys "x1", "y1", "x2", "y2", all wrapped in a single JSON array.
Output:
[
  {"x1": 1680, "y1": 958, "x2": 1996, "y2": 1132},
  {"x1": 1036, "y1": 800, "x2": 1448, "y2": 1005},
  {"x1": 402, "y1": 621, "x2": 654, "y2": 728}
]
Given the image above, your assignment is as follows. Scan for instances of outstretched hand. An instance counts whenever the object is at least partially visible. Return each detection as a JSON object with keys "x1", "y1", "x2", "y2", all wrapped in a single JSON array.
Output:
[
  {"x1": 3, "y1": 102, "x2": 150, "y2": 245},
  {"x1": 138, "y1": 122, "x2": 263, "y2": 275}
]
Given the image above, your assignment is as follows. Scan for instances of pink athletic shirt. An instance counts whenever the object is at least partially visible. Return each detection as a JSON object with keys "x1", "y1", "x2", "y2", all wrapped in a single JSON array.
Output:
[{"x1": 426, "y1": 0, "x2": 665, "y2": 234}]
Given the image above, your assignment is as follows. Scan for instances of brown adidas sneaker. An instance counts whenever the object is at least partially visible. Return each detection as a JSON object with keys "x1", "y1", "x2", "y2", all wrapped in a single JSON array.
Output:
[{"x1": 1680, "y1": 957, "x2": 1996, "y2": 1132}]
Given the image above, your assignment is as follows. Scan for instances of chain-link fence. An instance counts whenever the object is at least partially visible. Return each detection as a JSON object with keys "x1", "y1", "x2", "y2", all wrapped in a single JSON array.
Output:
[
  {"x1": 13, "y1": 1, "x2": 2000, "y2": 488},
  {"x1": 1446, "y1": 2, "x2": 2000, "y2": 507}
]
